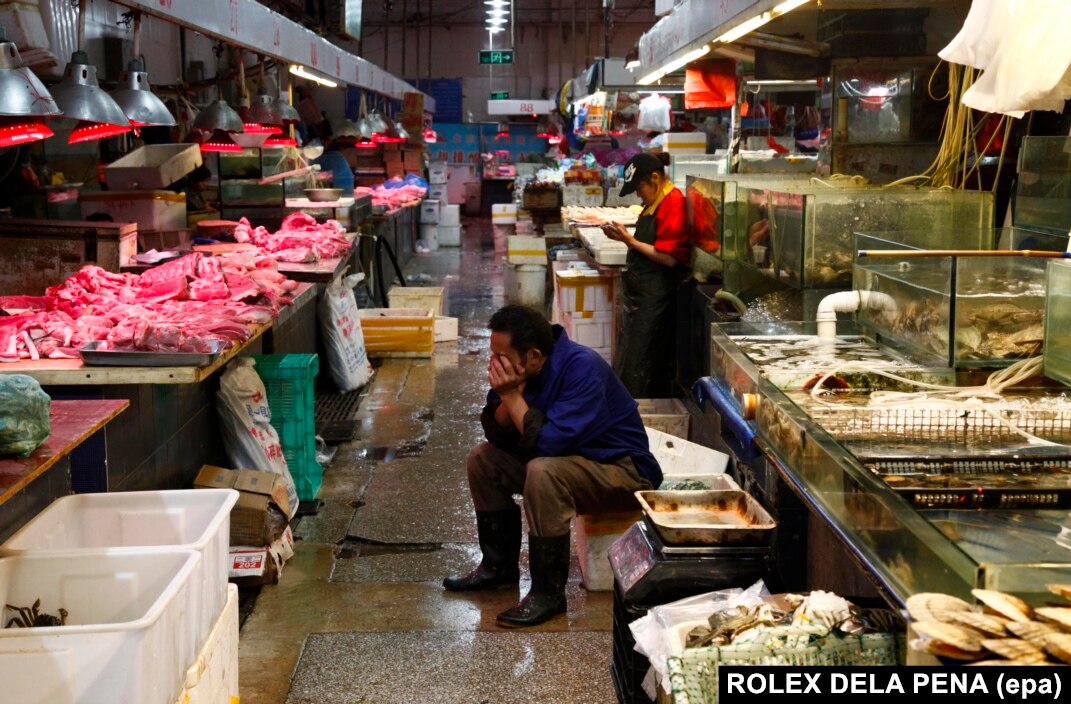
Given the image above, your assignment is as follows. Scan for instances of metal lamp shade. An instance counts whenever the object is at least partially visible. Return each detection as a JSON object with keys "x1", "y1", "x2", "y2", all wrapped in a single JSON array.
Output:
[
  {"x1": 395, "y1": 121, "x2": 410, "y2": 141},
  {"x1": 250, "y1": 89, "x2": 281, "y2": 126},
  {"x1": 111, "y1": 59, "x2": 175, "y2": 127},
  {"x1": 51, "y1": 52, "x2": 129, "y2": 128},
  {"x1": 273, "y1": 97, "x2": 300, "y2": 124},
  {"x1": 192, "y1": 99, "x2": 244, "y2": 133},
  {"x1": 368, "y1": 111, "x2": 390, "y2": 135},
  {"x1": 0, "y1": 31, "x2": 59, "y2": 117},
  {"x1": 357, "y1": 116, "x2": 373, "y2": 139}
]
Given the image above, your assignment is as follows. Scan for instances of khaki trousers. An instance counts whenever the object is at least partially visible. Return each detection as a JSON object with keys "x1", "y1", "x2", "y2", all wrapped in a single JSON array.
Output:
[{"x1": 466, "y1": 441, "x2": 653, "y2": 537}]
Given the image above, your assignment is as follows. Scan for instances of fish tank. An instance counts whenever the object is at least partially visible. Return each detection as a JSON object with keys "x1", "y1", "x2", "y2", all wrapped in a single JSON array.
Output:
[
  {"x1": 1044, "y1": 260, "x2": 1071, "y2": 387},
  {"x1": 741, "y1": 187, "x2": 995, "y2": 289},
  {"x1": 1015, "y1": 136, "x2": 1071, "y2": 235},
  {"x1": 706, "y1": 325, "x2": 1071, "y2": 605},
  {"x1": 854, "y1": 229, "x2": 1064, "y2": 368},
  {"x1": 670, "y1": 153, "x2": 730, "y2": 190}
]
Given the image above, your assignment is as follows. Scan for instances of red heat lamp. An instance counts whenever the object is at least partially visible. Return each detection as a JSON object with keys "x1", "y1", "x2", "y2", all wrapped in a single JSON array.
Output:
[
  {"x1": 371, "y1": 132, "x2": 406, "y2": 144},
  {"x1": 242, "y1": 123, "x2": 283, "y2": 135},
  {"x1": 422, "y1": 128, "x2": 438, "y2": 143},
  {"x1": 199, "y1": 129, "x2": 242, "y2": 153},
  {"x1": 354, "y1": 139, "x2": 378, "y2": 149},
  {"x1": 263, "y1": 134, "x2": 297, "y2": 147},
  {"x1": 68, "y1": 120, "x2": 130, "y2": 144},
  {"x1": 0, "y1": 117, "x2": 54, "y2": 148}
]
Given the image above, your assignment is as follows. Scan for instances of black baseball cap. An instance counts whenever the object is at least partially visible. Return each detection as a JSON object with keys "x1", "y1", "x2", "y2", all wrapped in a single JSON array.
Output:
[{"x1": 619, "y1": 153, "x2": 665, "y2": 197}]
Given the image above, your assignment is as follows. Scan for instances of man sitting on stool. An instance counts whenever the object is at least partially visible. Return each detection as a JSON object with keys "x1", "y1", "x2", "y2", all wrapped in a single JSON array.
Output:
[{"x1": 443, "y1": 304, "x2": 662, "y2": 627}]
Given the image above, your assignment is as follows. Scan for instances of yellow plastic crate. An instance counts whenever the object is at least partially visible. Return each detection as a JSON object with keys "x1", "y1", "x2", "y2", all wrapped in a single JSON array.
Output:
[{"x1": 358, "y1": 308, "x2": 435, "y2": 357}]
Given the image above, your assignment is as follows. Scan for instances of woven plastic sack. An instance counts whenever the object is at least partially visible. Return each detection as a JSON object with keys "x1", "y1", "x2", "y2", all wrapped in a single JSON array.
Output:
[
  {"x1": 0, "y1": 374, "x2": 50, "y2": 457},
  {"x1": 667, "y1": 629, "x2": 901, "y2": 704},
  {"x1": 216, "y1": 358, "x2": 300, "y2": 516},
  {"x1": 320, "y1": 273, "x2": 373, "y2": 392}
]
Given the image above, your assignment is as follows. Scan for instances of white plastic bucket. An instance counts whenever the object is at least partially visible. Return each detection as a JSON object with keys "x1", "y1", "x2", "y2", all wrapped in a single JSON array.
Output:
[
  {"x1": 420, "y1": 223, "x2": 439, "y2": 251},
  {"x1": 513, "y1": 264, "x2": 547, "y2": 307}
]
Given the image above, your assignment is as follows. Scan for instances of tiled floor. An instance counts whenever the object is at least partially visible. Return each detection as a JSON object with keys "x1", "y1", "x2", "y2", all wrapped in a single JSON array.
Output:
[{"x1": 237, "y1": 219, "x2": 618, "y2": 704}]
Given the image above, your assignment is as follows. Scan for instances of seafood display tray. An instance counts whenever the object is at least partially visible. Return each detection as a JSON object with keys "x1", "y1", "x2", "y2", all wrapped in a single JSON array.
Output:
[
  {"x1": 635, "y1": 490, "x2": 776, "y2": 546},
  {"x1": 79, "y1": 340, "x2": 226, "y2": 367},
  {"x1": 866, "y1": 456, "x2": 1071, "y2": 509}
]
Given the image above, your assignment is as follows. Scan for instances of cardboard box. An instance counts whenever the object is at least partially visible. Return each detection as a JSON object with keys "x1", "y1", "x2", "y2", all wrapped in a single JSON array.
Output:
[
  {"x1": 194, "y1": 465, "x2": 292, "y2": 547},
  {"x1": 228, "y1": 526, "x2": 295, "y2": 586},
  {"x1": 403, "y1": 92, "x2": 425, "y2": 114},
  {"x1": 562, "y1": 184, "x2": 604, "y2": 207}
]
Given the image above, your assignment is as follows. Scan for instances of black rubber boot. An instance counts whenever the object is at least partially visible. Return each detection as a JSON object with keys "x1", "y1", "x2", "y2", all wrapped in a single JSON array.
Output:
[
  {"x1": 443, "y1": 507, "x2": 522, "y2": 591},
  {"x1": 495, "y1": 534, "x2": 570, "y2": 627}
]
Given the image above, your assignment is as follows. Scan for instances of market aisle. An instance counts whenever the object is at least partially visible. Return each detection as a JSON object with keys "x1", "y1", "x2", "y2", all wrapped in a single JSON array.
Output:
[{"x1": 238, "y1": 219, "x2": 617, "y2": 704}]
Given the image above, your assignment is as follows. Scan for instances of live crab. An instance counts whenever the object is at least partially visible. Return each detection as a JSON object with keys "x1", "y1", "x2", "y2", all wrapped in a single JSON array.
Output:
[{"x1": 4, "y1": 599, "x2": 68, "y2": 628}]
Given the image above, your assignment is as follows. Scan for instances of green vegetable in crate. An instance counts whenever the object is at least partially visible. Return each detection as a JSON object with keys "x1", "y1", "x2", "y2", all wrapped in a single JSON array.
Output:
[
  {"x1": 0, "y1": 375, "x2": 50, "y2": 457},
  {"x1": 5, "y1": 599, "x2": 68, "y2": 628}
]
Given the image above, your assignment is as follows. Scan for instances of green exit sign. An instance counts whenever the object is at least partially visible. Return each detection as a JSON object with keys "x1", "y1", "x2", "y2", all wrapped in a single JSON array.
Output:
[
  {"x1": 480, "y1": 50, "x2": 514, "y2": 65},
  {"x1": 490, "y1": 91, "x2": 510, "y2": 100}
]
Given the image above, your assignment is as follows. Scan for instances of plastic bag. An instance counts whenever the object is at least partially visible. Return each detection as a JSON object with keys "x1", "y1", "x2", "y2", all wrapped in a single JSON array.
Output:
[
  {"x1": 630, "y1": 579, "x2": 771, "y2": 700},
  {"x1": 637, "y1": 94, "x2": 672, "y2": 132},
  {"x1": 319, "y1": 272, "x2": 373, "y2": 392},
  {"x1": 0, "y1": 374, "x2": 50, "y2": 457},
  {"x1": 216, "y1": 358, "x2": 300, "y2": 516}
]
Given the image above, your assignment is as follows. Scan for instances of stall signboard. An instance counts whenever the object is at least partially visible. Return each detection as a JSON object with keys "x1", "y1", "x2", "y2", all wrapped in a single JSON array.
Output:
[
  {"x1": 428, "y1": 123, "x2": 549, "y2": 165},
  {"x1": 480, "y1": 50, "x2": 514, "y2": 65},
  {"x1": 491, "y1": 91, "x2": 510, "y2": 100}
]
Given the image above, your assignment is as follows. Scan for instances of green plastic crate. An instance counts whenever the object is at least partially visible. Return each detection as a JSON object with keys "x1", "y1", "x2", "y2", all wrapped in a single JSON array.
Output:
[{"x1": 252, "y1": 354, "x2": 322, "y2": 501}]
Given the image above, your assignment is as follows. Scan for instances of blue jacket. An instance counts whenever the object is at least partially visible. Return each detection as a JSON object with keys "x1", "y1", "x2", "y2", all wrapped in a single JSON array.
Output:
[{"x1": 481, "y1": 326, "x2": 662, "y2": 486}]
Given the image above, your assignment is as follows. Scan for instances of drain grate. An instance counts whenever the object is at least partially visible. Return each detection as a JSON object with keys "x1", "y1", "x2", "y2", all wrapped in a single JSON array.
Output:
[{"x1": 314, "y1": 389, "x2": 365, "y2": 443}]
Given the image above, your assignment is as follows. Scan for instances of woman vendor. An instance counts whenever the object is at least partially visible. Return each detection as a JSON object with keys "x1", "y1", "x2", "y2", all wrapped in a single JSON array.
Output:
[{"x1": 603, "y1": 152, "x2": 690, "y2": 398}]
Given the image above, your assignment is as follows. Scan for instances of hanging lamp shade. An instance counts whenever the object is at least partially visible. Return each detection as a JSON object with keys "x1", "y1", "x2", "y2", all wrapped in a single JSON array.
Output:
[
  {"x1": 0, "y1": 27, "x2": 59, "y2": 118},
  {"x1": 395, "y1": 121, "x2": 410, "y2": 141},
  {"x1": 367, "y1": 111, "x2": 390, "y2": 135},
  {"x1": 110, "y1": 58, "x2": 175, "y2": 127},
  {"x1": 193, "y1": 99, "x2": 244, "y2": 134},
  {"x1": 0, "y1": 27, "x2": 60, "y2": 148},
  {"x1": 52, "y1": 51, "x2": 131, "y2": 143},
  {"x1": 356, "y1": 116, "x2": 373, "y2": 139},
  {"x1": 272, "y1": 97, "x2": 300, "y2": 124},
  {"x1": 263, "y1": 134, "x2": 297, "y2": 147},
  {"x1": 250, "y1": 88, "x2": 281, "y2": 126}
]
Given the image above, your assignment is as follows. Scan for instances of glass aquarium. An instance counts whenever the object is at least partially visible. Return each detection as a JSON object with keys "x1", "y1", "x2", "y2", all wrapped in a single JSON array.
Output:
[
  {"x1": 855, "y1": 229, "x2": 1063, "y2": 368},
  {"x1": 1044, "y1": 260, "x2": 1071, "y2": 386},
  {"x1": 740, "y1": 187, "x2": 995, "y2": 289},
  {"x1": 1015, "y1": 136, "x2": 1071, "y2": 235},
  {"x1": 671, "y1": 153, "x2": 730, "y2": 190}
]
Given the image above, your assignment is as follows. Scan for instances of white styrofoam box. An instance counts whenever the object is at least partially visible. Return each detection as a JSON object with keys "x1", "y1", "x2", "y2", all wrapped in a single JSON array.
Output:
[
  {"x1": 491, "y1": 203, "x2": 518, "y2": 223},
  {"x1": 105, "y1": 144, "x2": 203, "y2": 191},
  {"x1": 420, "y1": 198, "x2": 441, "y2": 224},
  {"x1": 428, "y1": 161, "x2": 448, "y2": 184},
  {"x1": 510, "y1": 263, "x2": 546, "y2": 307},
  {"x1": 439, "y1": 224, "x2": 461, "y2": 246},
  {"x1": 555, "y1": 269, "x2": 613, "y2": 313},
  {"x1": 1, "y1": 489, "x2": 239, "y2": 667},
  {"x1": 575, "y1": 511, "x2": 640, "y2": 591},
  {"x1": 562, "y1": 310, "x2": 613, "y2": 349},
  {"x1": 388, "y1": 285, "x2": 444, "y2": 316},
  {"x1": 663, "y1": 132, "x2": 708, "y2": 155},
  {"x1": 419, "y1": 223, "x2": 439, "y2": 251},
  {"x1": 646, "y1": 427, "x2": 731, "y2": 487},
  {"x1": 593, "y1": 241, "x2": 628, "y2": 266},
  {"x1": 562, "y1": 184, "x2": 604, "y2": 207},
  {"x1": 434, "y1": 316, "x2": 459, "y2": 342},
  {"x1": 439, "y1": 203, "x2": 461, "y2": 227},
  {"x1": 428, "y1": 184, "x2": 448, "y2": 201},
  {"x1": 172, "y1": 584, "x2": 238, "y2": 704},
  {"x1": 507, "y1": 235, "x2": 547, "y2": 265},
  {"x1": 0, "y1": 550, "x2": 201, "y2": 704},
  {"x1": 80, "y1": 190, "x2": 187, "y2": 231}
]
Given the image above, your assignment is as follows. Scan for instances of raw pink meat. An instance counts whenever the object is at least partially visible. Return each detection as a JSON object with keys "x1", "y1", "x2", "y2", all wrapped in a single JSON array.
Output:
[{"x1": 136, "y1": 276, "x2": 188, "y2": 304}]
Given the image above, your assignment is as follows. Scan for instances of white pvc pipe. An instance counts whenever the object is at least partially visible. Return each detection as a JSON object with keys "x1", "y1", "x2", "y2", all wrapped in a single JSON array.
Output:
[{"x1": 816, "y1": 290, "x2": 897, "y2": 339}]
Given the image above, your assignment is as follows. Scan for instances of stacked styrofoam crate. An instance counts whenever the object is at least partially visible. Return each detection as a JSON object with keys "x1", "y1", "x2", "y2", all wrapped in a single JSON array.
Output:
[
  {"x1": 420, "y1": 198, "x2": 441, "y2": 224},
  {"x1": 439, "y1": 204, "x2": 461, "y2": 246},
  {"x1": 555, "y1": 263, "x2": 615, "y2": 361},
  {"x1": 0, "y1": 489, "x2": 239, "y2": 704}
]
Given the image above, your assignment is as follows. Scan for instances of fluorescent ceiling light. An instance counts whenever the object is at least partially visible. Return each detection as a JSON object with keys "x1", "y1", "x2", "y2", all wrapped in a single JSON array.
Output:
[
  {"x1": 487, "y1": 26, "x2": 505, "y2": 34},
  {"x1": 487, "y1": 17, "x2": 508, "y2": 25},
  {"x1": 484, "y1": 0, "x2": 509, "y2": 6},
  {"x1": 289, "y1": 64, "x2": 338, "y2": 88},
  {"x1": 717, "y1": 14, "x2": 770, "y2": 43},
  {"x1": 487, "y1": 9, "x2": 509, "y2": 17},
  {"x1": 638, "y1": 44, "x2": 711, "y2": 84},
  {"x1": 773, "y1": 0, "x2": 811, "y2": 15},
  {"x1": 625, "y1": 58, "x2": 640, "y2": 69}
]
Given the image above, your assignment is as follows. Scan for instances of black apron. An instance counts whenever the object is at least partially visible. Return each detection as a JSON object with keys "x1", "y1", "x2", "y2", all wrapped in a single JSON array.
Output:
[{"x1": 613, "y1": 211, "x2": 680, "y2": 398}]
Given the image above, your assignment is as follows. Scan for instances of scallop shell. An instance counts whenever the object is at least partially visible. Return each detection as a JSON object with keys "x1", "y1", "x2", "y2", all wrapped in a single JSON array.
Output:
[
  {"x1": 1042, "y1": 633, "x2": 1071, "y2": 665},
  {"x1": 1007, "y1": 620, "x2": 1060, "y2": 646},
  {"x1": 944, "y1": 612, "x2": 1009, "y2": 637},
  {"x1": 971, "y1": 589, "x2": 1033, "y2": 623},
  {"x1": 1036, "y1": 607, "x2": 1071, "y2": 633},
  {"x1": 980, "y1": 638, "x2": 1048, "y2": 663},
  {"x1": 913, "y1": 620, "x2": 984, "y2": 653},
  {"x1": 906, "y1": 592, "x2": 972, "y2": 623}
]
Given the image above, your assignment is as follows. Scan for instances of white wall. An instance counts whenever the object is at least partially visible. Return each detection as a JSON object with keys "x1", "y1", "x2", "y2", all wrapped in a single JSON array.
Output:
[{"x1": 361, "y1": 21, "x2": 649, "y2": 122}]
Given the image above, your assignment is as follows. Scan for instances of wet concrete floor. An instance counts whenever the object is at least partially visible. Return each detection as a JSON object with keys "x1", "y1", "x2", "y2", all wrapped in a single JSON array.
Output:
[{"x1": 238, "y1": 219, "x2": 617, "y2": 703}]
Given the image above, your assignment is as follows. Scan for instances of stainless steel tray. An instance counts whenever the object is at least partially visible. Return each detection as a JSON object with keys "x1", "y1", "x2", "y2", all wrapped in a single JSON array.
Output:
[
  {"x1": 79, "y1": 340, "x2": 225, "y2": 367},
  {"x1": 635, "y1": 490, "x2": 776, "y2": 545}
]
